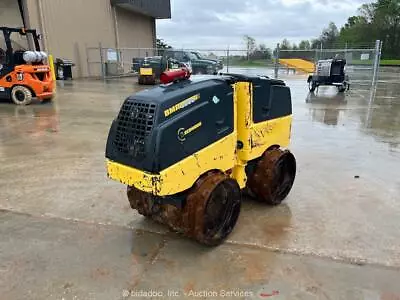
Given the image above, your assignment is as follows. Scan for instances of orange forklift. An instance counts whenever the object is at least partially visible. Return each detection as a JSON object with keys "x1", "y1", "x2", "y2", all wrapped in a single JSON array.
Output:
[{"x1": 0, "y1": 26, "x2": 54, "y2": 105}]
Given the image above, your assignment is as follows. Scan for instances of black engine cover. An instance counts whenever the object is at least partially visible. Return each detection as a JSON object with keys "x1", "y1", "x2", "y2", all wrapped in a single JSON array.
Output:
[{"x1": 106, "y1": 77, "x2": 235, "y2": 173}]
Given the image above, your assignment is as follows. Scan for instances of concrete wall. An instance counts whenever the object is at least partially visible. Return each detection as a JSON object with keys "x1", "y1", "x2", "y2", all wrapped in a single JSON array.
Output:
[
  {"x1": 23, "y1": 0, "x2": 155, "y2": 77},
  {"x1": 1, "y1": 0, "x2": 156, "y2": 77},
  {"x1": 26, "y1": 0, "x2": 116, "y2": 77},
  {"x1": 116, "y1": 7, "x2": 154, "y2": 48},
  {"x1": 115, "y1": 7, "x2": 155, "y2": 73},
  {"x1": 0, "y1": 0, "x2": 28, "y2": 49},
  {"x1": 0, "y1": 0, "x2": 24, "y2": 27}
]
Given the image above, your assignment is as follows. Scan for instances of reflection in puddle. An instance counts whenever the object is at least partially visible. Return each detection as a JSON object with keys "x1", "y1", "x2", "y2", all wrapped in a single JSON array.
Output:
[
  {"x1": 1, "y1": 103, "x2": 60, "y2": 137},
  {"x1": 304, "y1": 81, "x2": 400, "y2": 150},
  {"x1": 306, "y1": 89, "x2": 347, "y2": 126},
  {"x1": 363, "y1": 83, "x2": 400, "y2": 150}
]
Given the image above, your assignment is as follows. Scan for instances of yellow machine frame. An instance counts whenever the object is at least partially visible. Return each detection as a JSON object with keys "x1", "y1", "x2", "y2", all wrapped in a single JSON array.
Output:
[{"x1": 107, "y1": 81, "x2": 292, "y2": 196}]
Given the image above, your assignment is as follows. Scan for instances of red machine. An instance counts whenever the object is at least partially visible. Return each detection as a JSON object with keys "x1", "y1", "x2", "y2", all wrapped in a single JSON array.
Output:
[{"x1": 160, "y1": 67, "x2": 191, "y2": 84}]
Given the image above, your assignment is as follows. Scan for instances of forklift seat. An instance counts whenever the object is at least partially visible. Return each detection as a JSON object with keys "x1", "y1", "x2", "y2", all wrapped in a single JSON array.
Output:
[{"x1": 13, "y1": 50, "x2": 25, "y2": 65}]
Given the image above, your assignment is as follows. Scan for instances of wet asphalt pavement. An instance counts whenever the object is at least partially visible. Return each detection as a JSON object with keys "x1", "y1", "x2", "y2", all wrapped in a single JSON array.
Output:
[{"x1": 0, "y1": 68, "x2": 399, "y2": 299}]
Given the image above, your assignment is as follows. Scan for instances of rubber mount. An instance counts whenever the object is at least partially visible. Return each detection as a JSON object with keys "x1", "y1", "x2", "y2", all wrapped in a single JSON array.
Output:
[{"x1": 247, "y1": 148, "x2": 296, "y2": 205}]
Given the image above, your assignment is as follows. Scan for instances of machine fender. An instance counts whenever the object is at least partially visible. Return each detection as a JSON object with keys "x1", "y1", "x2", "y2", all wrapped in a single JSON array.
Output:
[
  {"x1": 12, "y1": 84, "x2": 36, "y2": 97},
  {"x1": 245, "y1": 115, "x2": 292, "y2": 162}
]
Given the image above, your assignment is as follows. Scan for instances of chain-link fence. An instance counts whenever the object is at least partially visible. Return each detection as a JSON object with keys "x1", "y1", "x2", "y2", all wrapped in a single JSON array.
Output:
[
  {"x1": 85, "y1": 45, "x2": 275, "y2": 78},
  {"x1": 86, "y1": 44, "x2": 158, "y2": 78},
  {"x1": 275, "y1": 41, "x2": 382, "y2": 86},
  {"x1": 85, "y1": 41, "x2": 381, "y2": 86}
]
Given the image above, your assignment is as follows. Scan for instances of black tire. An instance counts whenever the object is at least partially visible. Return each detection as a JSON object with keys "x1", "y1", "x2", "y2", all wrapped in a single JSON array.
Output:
[
  {"x1": 194, "y1": 67, "x2": 210, "y2": 75},
  {"x1": 338, "y1": 83, "x2": 347, "y2": 93},
  {"x1": 138, "y1": 76, "x2": 144, "y2": 85},
  {"x1": 139, "y1": 75, "x2": 156, "y2": 85},
  {"x1": 149, "y1": 76, "x2": 156, "y2": 85},
  {"x1": 194, "y1": 69, "x2": 204, "y2": 75},
  {"x1": 247, "y1": 149, "x2": 296, "y2": 205},
  {"x1": 11, "y1": 85, "x2": 33, "y2": 105},
  {"x1": 309, "y1": 80, "x2": 317, "y2": 92}
]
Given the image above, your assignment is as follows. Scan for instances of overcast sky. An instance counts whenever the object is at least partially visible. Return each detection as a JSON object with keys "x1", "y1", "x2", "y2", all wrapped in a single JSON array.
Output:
[{"x1": 156, "y1": 0, "x2": 371, "y2": 50}]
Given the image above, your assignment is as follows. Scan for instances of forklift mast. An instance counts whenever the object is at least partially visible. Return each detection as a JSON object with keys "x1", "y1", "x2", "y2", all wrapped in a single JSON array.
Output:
[
  {"x1": 18, "y1": 0, "x2": 27, "y2": 28},
  {"x1": 0, "y1": 0, "x2": 41, "y2": 66},
  {"x1": 0, "y1": 27, "x2": 41, "y2": 66}
]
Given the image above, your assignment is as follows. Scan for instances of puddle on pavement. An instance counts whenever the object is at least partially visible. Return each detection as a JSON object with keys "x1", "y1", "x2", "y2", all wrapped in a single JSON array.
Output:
[{"x1": 302, "y1": 80, "x2": 400, "y2": 150}]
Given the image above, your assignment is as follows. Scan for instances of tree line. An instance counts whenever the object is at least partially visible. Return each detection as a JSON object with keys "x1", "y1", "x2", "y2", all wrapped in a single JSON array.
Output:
[
  {"x1": 278, "y1": 0, "x2": 400, "y2": 58},
  {"x1": 243, "y1": 35, "x2": 273, "y2": 60}
]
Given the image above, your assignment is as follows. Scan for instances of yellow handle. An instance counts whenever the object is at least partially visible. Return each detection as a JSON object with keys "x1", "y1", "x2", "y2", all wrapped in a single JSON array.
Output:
[{"x1": 48, "y1": 54, "x2": 57, "y2": 91}]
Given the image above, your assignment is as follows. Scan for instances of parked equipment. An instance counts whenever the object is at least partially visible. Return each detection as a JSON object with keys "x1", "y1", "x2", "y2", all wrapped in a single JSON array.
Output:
[
  {"x1": 138, "y1": 57, "x2": 190, "y2": 85},
  {"x1": 307, "y1": 58, "x2": 349, "y2": 93},
  {"x1": 190, "y1": 51, "x2": 224, "y2": 71},
  {"x1": 138, "y1": 57, "x2": 160, "y2": 85},
  {"x1": 136, "y1": 50, "x2": 222, "y2": 85},
  {"x1": 159, "y1": 67, "x2": 191, "y2": 84},
  {"x1": 105, "y1": 72, "x2": 296, "y2": 245},
  {"x1": 163, "y1": 50, "x2": 220, "y2": 74},
  {"x1": 55, "y1": 58, "x2": 74, "y2": 80},
  {"x1": 0, "y1": 27, "x2": 54, "y2": 105}
]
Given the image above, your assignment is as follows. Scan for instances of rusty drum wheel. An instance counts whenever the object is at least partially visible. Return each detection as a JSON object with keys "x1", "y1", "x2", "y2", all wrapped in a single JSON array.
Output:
[
  {"x1": 247, "y1": 149, "x2": 296, "y2": 205},
  {"x1": 127, "y1": 172, "x2": 242, "y2": 246},
  {"x1": 183, "y1": 172, "x2": 242, "y2": 246},
  {"x1": 127, "y1": 185, "x2": 154, "y2": 217},
  {"x1": 127, "y1": 185, "x2": 186, "y2": 232}
]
